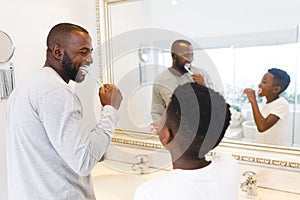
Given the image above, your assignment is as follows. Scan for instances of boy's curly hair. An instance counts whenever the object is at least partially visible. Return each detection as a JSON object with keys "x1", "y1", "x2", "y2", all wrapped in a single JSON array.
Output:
[{"x1": 268, "y1": 68, "x2": 290, "y2": 94}]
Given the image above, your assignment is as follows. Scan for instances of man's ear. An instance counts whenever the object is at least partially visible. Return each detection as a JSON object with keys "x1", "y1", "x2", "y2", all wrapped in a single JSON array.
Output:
[
  {"x1": 171, "y1": 53, "x2": 176, "y2": 60},
  {"x1": 52, "y1": 44, "x2": 63, "y2": 60}
]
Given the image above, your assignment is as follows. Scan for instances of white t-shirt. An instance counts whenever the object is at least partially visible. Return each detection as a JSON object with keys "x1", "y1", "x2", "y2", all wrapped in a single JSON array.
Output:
[
  {"x1": 257, "y1": 97, "x2": 290, "y2": 146},
  {"x1": 133, "y1": 153, "x2": 240, "y2": 200}
]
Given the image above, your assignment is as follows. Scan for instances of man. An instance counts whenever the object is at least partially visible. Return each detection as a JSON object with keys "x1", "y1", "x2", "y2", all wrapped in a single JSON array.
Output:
[
  {"x1": 151, "y1": 39, "x2": 213, "y2": 125},
  {"x1": 6, "y1": 23, "x2": 122, "y2": 200},
  {"x1": 134, "y1": 83, "x2": 240, "y2": 200}
]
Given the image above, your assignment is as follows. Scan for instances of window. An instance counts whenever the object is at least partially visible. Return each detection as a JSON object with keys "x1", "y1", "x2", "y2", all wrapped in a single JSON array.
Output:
[
  {"x1": 206, "y1": 43, "x2": 299, "y2": 146},
  {"x1": 206, "y1": 44, "x2": 298, "y2": 108},
  {"x1": 157, "y1": 43, "x2": 300, "y2": 146}
]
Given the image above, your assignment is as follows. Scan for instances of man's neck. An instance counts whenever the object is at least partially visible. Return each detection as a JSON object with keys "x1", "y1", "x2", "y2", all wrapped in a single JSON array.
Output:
[
  {"x1": 43, "y1": 65, "x2": 70, "y2": 83},
  {"x1": 169, "y1": 65, "x2": 185, "y2": 76}
]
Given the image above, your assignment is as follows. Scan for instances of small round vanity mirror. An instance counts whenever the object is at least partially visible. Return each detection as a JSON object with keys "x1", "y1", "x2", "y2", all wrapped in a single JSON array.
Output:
[
  {"x1": 0, "y1": 31, "x2": 15, "y2": 63},
  {"x1": 138, "y1": 44, "x2": 150, "y2": 63}
]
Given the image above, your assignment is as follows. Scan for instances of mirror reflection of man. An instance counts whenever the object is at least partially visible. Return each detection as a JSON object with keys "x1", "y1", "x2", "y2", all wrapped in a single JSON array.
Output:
[{"x1": 151, "y1": 39, "x2": 213, "y2": 131}]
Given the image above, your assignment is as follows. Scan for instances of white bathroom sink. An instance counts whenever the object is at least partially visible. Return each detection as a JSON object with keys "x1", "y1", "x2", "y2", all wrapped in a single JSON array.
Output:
[
  {"x1": 242, "y1": 120, "x2": 257, "y2": 141},
  {"x1": 92, "y1": 160, "x2": 168, "y2": 200},
  {"x1": 93, "y1": 174, "x2": 147, "y2": 200},
  {"x1": 239, "y1": 187, "x2": 300, "y2": 200},
  {"x1": 92, "y1": 160, "x2": 300, "y2": 200}
]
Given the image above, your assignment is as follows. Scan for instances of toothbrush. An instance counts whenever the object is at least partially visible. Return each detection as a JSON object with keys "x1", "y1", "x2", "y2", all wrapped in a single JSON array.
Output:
[
  {"x1": 184, "y1": 63, "x2": 194, "y2": 75},
  {"x1": 80, "y1": 68, "x2": 104, "y2": 87},
  {"x1": 257, "y1": 88, "x2": 262, "y2": 94},
  {"x1": 89, "y1": 73, "x2": 104, "y2": 87}
]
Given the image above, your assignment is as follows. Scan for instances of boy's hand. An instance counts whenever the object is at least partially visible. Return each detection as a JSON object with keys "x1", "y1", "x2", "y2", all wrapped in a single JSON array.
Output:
[
  {"x1": 150, "y1": 122, "x2": 159, "y2": 134},
  {"x1": 243, "y1": 88, "x2": 256, "y2": 103}
]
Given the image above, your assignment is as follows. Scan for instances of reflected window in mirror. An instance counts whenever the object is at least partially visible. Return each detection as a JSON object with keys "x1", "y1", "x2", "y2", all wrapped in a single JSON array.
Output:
[
  {"x1": 158, "y1": 43, "x2": 299, "y2": 147},
  {"x1": 205, "y1": 44, "x2": 298, "y2": 147},
  {"x1": 115, "y1": 42, "x2": 299, "y2": 147}
]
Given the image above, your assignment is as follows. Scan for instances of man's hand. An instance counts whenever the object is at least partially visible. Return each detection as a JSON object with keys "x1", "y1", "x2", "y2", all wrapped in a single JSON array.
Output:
[
  {"x1": 99, "y1": 84, "x2": 123, "y2": 110},
  {"x1": 191, "y1": 73, "x2": 206, "y2": 86}
]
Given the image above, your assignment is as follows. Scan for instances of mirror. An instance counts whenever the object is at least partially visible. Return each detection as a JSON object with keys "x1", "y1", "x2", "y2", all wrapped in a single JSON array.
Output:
[
  {"x1": 0, "y1": 30, "x2": 15, "y2": 99},
  {"x1": 97, "y1": 0, "x2": 300, "y2": 169},
  {"x1": 0, "y1": 31, "x2": 15, "y2": 63}
]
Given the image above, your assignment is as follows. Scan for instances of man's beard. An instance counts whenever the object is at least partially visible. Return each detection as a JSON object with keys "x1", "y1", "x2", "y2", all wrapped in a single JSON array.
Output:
[
  {"x1": 174, "y1": 57, "x2": 187, "y2": 74},
  {"x1": 61, "y1": 52, "x2": 84, "y2": 83}
]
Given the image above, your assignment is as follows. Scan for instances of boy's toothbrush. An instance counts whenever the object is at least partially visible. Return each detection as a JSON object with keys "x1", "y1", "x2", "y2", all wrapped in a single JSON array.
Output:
[
  {"x1": 184, "y1": 63, "x2": 194, "y2": 75},
  {"x1": 257, "y1": 88, "x2": 262, "y2": 94}
]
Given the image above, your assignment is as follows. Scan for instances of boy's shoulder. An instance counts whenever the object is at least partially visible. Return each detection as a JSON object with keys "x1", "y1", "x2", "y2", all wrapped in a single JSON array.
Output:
[{"x1": 270, "y1": 96, "x2": 289, "y2": 105}]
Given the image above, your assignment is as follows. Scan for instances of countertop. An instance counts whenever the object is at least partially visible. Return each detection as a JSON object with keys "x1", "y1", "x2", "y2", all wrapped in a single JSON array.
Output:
[{"x1": 92, "y1": 160, "x2": 300, "y2": 200}]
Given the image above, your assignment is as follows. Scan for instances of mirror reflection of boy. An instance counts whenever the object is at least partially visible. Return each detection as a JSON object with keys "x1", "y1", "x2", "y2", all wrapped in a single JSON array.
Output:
[
  {"x1": 134, "y1": 83, "x2": 240, "y2": 200},
  {"x1": 244, "y1": 68, "x2": 291, "y2": 145}
]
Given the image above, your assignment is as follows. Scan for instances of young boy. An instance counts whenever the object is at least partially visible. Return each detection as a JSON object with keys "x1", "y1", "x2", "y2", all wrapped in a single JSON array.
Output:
[
  {"x1": 244, "y1": 68, "x2": 291, "y2": 145},
  {"x1": 134, "y1": 83, "x2": 240, "y2": 200}
]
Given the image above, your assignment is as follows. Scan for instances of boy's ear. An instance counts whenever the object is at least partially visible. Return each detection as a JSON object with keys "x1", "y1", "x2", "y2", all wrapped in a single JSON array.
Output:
[
  {"x1": 273, "y1": 85, "x2": 282, "y2": 94},
  {"x1": 160, "y1": 127, "x2": 173, "y2": 146}
]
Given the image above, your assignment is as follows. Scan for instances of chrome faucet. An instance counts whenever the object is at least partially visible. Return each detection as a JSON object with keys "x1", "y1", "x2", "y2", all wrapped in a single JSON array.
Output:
[
  {"x1": 240, "y1": 171, "x2": 258, "y2": 198},
  {"x1": 131, "y1": 154, "x2": 149, "y2": 174}
]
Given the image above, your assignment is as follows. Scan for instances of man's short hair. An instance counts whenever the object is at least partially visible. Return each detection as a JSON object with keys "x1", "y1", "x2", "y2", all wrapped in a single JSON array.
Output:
[
  {"x1": 165, "y1": 83, "x2": 230, "y2": 159},
  {"x1": 47, "y1": 23, "x2": 88, "y2": 50},
  {"x1": 171, "y1": 39, "x2": 192, "y2": 54}
]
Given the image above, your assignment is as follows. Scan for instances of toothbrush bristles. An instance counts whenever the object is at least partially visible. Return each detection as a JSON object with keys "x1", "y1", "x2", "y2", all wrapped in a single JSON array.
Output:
[{"x1": 184, "y1": 64, "x2": 194, "y2": 75}]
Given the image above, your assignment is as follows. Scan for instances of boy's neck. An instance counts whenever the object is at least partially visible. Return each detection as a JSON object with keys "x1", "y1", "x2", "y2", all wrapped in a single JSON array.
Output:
[
  {"x1": 172, "y1": 157, "x2": 211, "y2": 170},
  {"x1": 266, "y1": 95, "x2": 279, "y2": 103}
]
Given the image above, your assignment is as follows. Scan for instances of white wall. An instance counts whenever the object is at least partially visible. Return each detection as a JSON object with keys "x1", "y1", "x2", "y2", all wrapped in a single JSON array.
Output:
[
  {"x1": 0, "y1": 101, "x2": 8, "y2": 199},
  {"x1": 149, "y1": 0, "x2": 300, "y2": 38},
  {"x1": 0, "y1": 1, "x2": 99, "y2": 199}
]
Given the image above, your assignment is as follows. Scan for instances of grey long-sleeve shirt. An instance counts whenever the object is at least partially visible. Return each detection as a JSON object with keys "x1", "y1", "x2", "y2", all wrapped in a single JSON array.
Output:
[{"x1": 6, "y1": 67, "x2": 118, "y2": 200}]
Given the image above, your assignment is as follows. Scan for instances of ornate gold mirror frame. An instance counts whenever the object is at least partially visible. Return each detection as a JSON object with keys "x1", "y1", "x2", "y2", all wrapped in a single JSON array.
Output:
[{"x1": 95, "y1": 0, "x2": 300, "y2": 170}]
